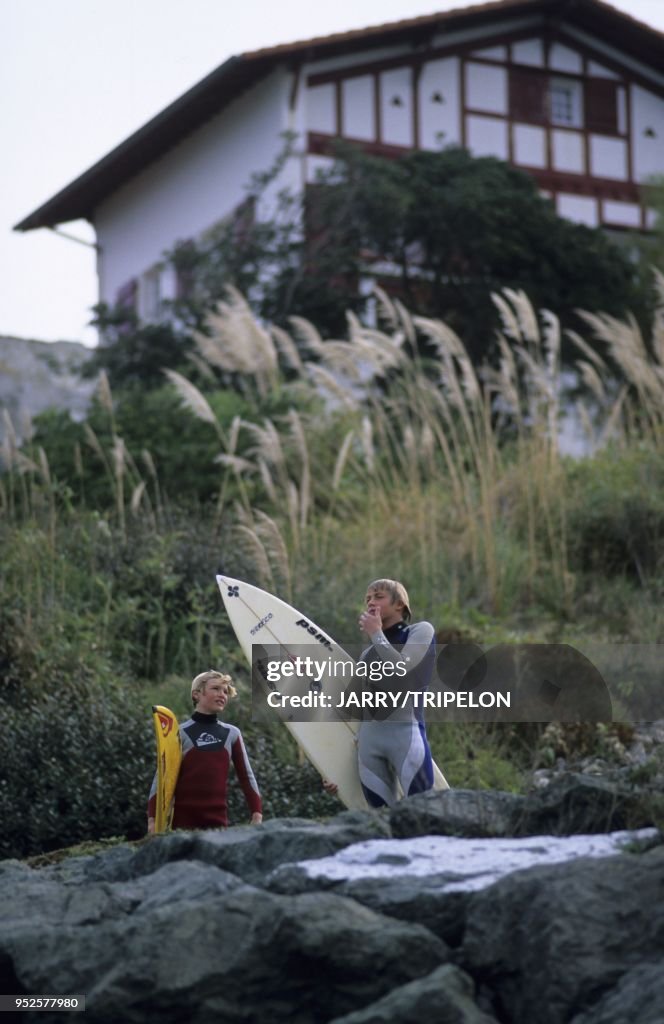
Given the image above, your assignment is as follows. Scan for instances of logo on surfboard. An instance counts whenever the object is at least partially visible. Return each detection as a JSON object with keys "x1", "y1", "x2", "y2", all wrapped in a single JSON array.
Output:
[
  {"x1": 295, "y1": 618, "x2": 333, "y2": 650},
  {"x1": 157, "y1": 712, "x2": 175, "y2": 736}
]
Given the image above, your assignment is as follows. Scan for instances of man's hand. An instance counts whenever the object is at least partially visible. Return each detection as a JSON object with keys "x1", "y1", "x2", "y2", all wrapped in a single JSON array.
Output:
[
  {"x1": 359, "y1": 608, "x2": 382, "y2": 636},
  {"x1": 322, "y1": 779, "x2": 339, "y2": 795},
  {"x1": 250, "y1": 812, "x2": 263, "y2": 825}
]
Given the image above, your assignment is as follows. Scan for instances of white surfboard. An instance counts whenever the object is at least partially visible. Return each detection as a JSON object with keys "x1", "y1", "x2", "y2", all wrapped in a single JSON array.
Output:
[{"x1": 216, "y1": 574, "x2": 449, "y2": 810}]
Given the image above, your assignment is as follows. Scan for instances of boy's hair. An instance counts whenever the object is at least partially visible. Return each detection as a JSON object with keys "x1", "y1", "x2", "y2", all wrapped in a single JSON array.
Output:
[
  {"x1": 191, "y1": 670, "x2": 237, "y2": 705},
  {"x1": 366, "y1": 579, "x2": 412, "y2": 622}
]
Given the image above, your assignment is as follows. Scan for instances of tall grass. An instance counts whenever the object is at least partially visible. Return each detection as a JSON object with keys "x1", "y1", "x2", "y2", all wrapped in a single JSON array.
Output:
[
  {"x1": 156, "y1": 285, "x2": 661, "y2": 619},
  {"x1": 2, "y1": 284, "x2": 662, "y2": 659}
]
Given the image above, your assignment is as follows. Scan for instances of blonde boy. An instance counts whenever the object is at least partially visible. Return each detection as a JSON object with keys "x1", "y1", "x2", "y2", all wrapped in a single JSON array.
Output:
[{"x1": 147, "y1": 670, "x2": 262, "y2": 832}]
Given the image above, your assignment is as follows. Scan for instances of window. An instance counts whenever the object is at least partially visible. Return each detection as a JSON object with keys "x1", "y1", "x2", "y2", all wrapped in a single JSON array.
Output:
[
  {"x1": 115, "y1": 278, "x2": 137, "y2": 312},
  {"x1": 549, "y1": 78, "x2": 583, "y2": 128},
  {"x1": 140, "y1": 267, "x2": 162, "y2": 321},
  {"x1": 510, "y1": 68, "x2": 618, "y2": 134}
]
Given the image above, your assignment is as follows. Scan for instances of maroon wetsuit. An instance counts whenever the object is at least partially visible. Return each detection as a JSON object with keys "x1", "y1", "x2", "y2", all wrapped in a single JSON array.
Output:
[{"x1": 148, "y1": 711, "x2": 262, "y2": 828}]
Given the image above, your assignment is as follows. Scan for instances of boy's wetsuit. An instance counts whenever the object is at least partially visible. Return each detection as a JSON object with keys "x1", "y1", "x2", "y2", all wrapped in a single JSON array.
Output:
[
  {"x1": 147, "y1": 711, "x2": 262, "y2": 828},
  {"x1": 357, "y1": 619, "x2": 435, "y2": 808}
]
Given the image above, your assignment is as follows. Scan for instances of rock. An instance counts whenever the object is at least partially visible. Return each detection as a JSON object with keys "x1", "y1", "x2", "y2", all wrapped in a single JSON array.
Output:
[
  {"x1": 51, "y1": 813, "x2": 391, "y2": 888},
  {"x1": 328, "y1": 964, "x2": 499, "y2": 1023},
  {"x1": 0, "y1": 336, "x2": 94, "y2": 447},
  {"x1": 267, "y1": 829, "x2": 656, "y2": 949},
  {"x1": 2, "y1": 798, "x2": 663, "y2": 1022},
  {"x1": 390, "y1": 789, "x2": 524, "y2": 839},
  {"x1": 388, "y1": 777, "x2": 662, "y2": 843},
  {"x1": 569, "y1": 962, "x2": 664, "y2": 1024},
  {"x1": 0, "y1": 860, "x2": 447, "y2": 1024},
  {"x1": 269, "y1": 866, "x2": 466, "y2": 947},
  {"x1": 461, "y1": 845, "x2": 664, "y2": 1024},
  {"x1": 517, "y1": 773, "x2": 661, "y2": 835}
]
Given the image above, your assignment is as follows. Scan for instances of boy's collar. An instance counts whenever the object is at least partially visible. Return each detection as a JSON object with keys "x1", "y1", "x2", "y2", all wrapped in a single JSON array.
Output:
[{"x1": 383, "y1": 619, "x2": 407, "y2": 634}]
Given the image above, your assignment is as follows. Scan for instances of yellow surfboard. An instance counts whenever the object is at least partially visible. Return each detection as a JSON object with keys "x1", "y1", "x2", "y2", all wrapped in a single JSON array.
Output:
[{"x1": 151, "y1": 705, "x2": 182, "y2": 833}]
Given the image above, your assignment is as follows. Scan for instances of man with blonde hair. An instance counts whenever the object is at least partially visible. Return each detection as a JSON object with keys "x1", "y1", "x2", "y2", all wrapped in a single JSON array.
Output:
[
  {"x1": 147, "y1": 670, "x2": 262, "y2": 832},
  {"x1": 356, "y1": 578, "x2": 436, "y2": 807}
]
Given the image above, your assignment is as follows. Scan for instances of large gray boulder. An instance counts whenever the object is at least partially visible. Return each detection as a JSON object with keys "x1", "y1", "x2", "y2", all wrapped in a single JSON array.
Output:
[
  {"x1": 390, "y1": 788, "x2": 523, "y2": 839},
  {"x1": 2, "y1": 779, "x2": 662, "y2": 1023},
  {"x1": 461, "y1": 845, "x2": 664, "y2": 1024},
  {"x1": 329, "y1": 964, "x2": 499, "y2": 1023},
  {"x1": 54, "y1": 812, "x2": 391, "y2": 887},
  {"x1": 569, "y1": 963, "x2": 664, "y2": 1024},
  {"x1": 517, "y1": 772, "x2": 661, "y2": 835},
  {"x1": 388, "y1": 776, "x2": 661, "y2": 840},
  {"x1": 0, "y1": 857, "x2": 447, "y2": 1024}
]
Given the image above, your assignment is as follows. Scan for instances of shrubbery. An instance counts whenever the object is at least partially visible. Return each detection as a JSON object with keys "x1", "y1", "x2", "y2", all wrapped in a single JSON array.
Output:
[
  {"x1": 0, "y1": 687, "x2": 152, "y2": 860},
  {"x1": 566, "y1": 447, "x2": 664, "y2": 581}
]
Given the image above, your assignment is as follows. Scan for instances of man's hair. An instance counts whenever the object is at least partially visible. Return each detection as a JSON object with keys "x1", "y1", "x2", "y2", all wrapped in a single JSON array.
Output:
[
  {"x1": 366, "y1": 579, "x2": 412, "y2": 622},
  {"x1": 191, "y1": 670, "x2": 237, "y2": 705}
]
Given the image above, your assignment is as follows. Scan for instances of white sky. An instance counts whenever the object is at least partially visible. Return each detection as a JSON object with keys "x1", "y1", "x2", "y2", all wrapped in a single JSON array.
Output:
[{"x1": 3, "y1": 0, "x2": 664, "y2": 346}]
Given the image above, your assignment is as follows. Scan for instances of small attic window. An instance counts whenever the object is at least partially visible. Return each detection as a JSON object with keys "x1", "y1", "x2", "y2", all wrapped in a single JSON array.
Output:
[
  {"x1": 390, "y1": 95, "x2": 404, "y2": 107},
  {"x1": 549, "y1": 78, "x2": 583, "y2": 128},
  {"x1": 431, "y1": 91, "x2": 445, "y2": 104}
]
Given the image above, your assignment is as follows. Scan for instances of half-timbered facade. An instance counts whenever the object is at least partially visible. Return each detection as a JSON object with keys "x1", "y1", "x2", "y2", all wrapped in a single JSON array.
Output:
[{"x1": 16, "y1": 0, "x2": 664, "y2": 316}]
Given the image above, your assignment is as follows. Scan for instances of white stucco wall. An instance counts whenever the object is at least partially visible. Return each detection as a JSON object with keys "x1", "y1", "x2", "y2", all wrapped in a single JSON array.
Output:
[
  {"x1": 341, "y1": 75, "x2": 375, "y2": 141},
  {"x1": 631, "y1": 85, "x2": 664, "y2": 182},
  {"x1": 380, "y1": 67, "x2": 414, "y2": 147},
  {"x1": 552, "y1": 129, "x2": 585, "y2": 174},
  {"x1": 466, "y1": 62, "x2": 508, "y2": 115},
  {"x1": 548, "y1": 43, "x2": 582, "y2": 74},
  {"x1": 512, "y1": 38, "x2": 544, "y2": 68},
  {"x1": 589, "y1": 135, "x2": 628, "y2": 180},
  {"x1": 95, "y1": 68, "x2": 293, "y2": 303},
  {"x1": 557, "y1": 193, "x2": 598, "y2": 226},
  {"x1": 467, "y1": 114, "x2": 509, "y2": 160},
  {"x1": 306, "y1": 83, "x2": 336, "y2": 135},
  {"x1": 513, "y1": 123, "x2": 547, "y2": 167},
  {"x1": 419, "y1": 57, "x2": 461, "y2": 150},
  {"x1": 602, "y1": 199, "x2": 641, "y2": 227}
]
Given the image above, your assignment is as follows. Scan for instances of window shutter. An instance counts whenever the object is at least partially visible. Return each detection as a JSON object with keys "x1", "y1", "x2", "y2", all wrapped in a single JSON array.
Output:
[
  {"x1": 509, "y1": 68, "x2": 547, "y2": 124},
  {"x1": 585, "y1": 79, "x2": 618, "y2": 134},
  {"x1": 115, "y1": 278, "x2": 137, "y2": 311},
  {"x1": 232, "y1": 196, "x2": 256, "y2": 248},
  {"x1": 172, "y1": 240, "x2": 196, "y2": 301}
]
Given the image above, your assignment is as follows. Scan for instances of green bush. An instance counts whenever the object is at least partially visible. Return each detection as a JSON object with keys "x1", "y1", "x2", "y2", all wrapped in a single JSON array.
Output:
[
  {"x1": 566, "y1": 447, "x2": 664, "y2": 581},
  {"x1": 0, "y1": 687, "x2": 153, "y2": 860}
]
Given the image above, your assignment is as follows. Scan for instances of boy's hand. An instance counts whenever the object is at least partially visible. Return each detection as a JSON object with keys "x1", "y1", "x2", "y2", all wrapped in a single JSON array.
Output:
[
  {"x1": 359, "y1": 608, "x2": 382, "y2": 636},
  {"x1": 250, "y1": 812, "x2": 263, "y2": 825},
  {"x1": 322, "y1": 779, "x2": 338, "y2": 795},
  {"x1": 147, "y1": 817, "x2": 155, "y2": 835}
]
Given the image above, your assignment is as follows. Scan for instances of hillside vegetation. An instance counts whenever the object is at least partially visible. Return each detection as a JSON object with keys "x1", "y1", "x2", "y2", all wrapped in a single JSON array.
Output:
[{"x1": 1, "y1": 285, "x2": 662, "y2": 858}]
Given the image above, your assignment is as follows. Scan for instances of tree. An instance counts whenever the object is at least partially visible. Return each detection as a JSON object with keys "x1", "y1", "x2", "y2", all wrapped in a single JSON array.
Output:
[
  {"x1": 84, "y1": 306, "x2": 195, "y2": 390},
  {"x1": 303, "y1": 145, "x2": 653, "y2": 358},
  {"x1": 88, "y1": 142, "x2": 654, "y2": 372}
]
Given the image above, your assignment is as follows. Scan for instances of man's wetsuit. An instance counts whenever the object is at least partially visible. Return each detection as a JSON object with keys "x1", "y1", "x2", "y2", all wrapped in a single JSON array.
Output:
[
  {"x1": 357, "y1": 619, "x2": 435, "y2": 808},
  {"x1": 147, "y1": 711, "x2": 262, "y2": 828}
]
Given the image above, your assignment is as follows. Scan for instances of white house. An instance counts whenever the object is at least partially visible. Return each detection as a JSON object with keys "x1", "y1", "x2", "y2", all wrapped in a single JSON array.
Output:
[{"x1": 15, "y1": 0, "x2": 664, "y2": 322}]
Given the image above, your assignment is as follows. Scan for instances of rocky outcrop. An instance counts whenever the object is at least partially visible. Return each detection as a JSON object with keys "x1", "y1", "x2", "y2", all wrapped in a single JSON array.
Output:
[
  {"x1": 1, "y1": 776, "x2": 662, "y2": 1024},
  {"x1": 390, "y1": 772, "x2": 661, "y2": 839},
  {"x1": 0, "y1": 336, "x2": 94, "y2": 445}
]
